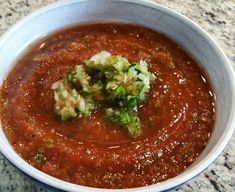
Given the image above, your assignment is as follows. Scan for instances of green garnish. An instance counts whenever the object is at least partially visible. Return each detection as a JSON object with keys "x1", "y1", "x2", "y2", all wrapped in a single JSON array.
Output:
[
  {"x1": 105, "y1": 108, "x2": 141, "y2": 137},
  {"x1": 34, "y1": 152, "x2": 46, "y2": 164},
  {"x1": 51, "y1": 77, "x2": 95, "y2": 121},
  {"x1": 51, "y1": 51, "x2": 155, "y2": 137},
  {"x1": 45, "y1": 140, "x2": 54, "y2": 149}
]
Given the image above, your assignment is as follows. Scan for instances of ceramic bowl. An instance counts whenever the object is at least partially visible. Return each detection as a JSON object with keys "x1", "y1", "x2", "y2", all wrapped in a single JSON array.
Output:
[{"x1": 0, "y1": 0, "x2": 234, "y2": 191}]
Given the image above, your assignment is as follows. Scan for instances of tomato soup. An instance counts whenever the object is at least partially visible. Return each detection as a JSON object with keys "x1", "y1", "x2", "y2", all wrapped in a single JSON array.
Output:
[{"x1": 0, "y1": 23, "x2": 215, "y2": 188}]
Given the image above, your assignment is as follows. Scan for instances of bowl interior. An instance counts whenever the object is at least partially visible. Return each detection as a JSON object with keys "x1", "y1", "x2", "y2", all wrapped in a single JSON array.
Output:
[{"x1": 0, "y1": 0, "x2": 234, "y2": 191}]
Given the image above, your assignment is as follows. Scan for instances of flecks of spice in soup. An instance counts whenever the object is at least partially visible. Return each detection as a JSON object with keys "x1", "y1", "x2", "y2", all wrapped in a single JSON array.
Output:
[{"x1": 0, "y1": 24, "x2": 215, "y2": 188}]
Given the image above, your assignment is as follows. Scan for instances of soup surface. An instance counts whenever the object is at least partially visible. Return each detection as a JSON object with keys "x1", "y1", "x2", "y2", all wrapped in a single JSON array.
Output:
[{"x1": 0, "y1": 23, "x2": 215, "y2": 188}]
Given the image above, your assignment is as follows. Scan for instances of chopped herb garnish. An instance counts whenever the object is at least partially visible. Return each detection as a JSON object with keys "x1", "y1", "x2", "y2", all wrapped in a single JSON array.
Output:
[
  {"x1": 45, "y1": 140, "x2": 54, "y2": 149},
  {"x1": 34, "y1": 152, "x2": 46, "y2": 164},
  {"x1": 106, "y1": 108, "x2": 141, "y2": 137},
  {"x1": 51, "y1": 51, "x2": 155, "y2": 137}
]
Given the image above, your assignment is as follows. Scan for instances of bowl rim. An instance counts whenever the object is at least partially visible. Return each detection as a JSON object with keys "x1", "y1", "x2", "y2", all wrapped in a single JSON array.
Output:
[{"x1": 0, "y1": 0, "x2": 235, "y2": 191}]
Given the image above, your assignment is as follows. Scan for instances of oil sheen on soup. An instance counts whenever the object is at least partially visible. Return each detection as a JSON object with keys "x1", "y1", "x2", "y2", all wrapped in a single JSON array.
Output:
[{"x1": 0, "y1": 23, "x2": 215, "y2": 188}]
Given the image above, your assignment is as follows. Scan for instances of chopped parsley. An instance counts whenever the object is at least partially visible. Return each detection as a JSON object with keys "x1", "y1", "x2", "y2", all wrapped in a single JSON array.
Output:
[
  {"x1": 34, "y1": 152, "x2": 46, "y2": 164},
  {"x1": 51, "y1": 51, "x2": 156, "y2": 137}
]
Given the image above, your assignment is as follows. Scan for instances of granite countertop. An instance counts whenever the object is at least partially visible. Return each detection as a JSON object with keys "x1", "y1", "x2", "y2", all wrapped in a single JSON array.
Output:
[{"x1": 0, "y1": 0, "x2": 234, "y2": 191}]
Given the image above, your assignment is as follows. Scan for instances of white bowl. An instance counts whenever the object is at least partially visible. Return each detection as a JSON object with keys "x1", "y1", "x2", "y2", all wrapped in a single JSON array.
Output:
[{"x1": 0, "y1": 0, "x2": 234, "y2": 191}]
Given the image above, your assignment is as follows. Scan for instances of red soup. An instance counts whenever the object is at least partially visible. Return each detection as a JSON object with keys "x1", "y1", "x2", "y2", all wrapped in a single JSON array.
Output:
[{"x1": 0, "y1": 23, "x2": 215, "y2": 188}]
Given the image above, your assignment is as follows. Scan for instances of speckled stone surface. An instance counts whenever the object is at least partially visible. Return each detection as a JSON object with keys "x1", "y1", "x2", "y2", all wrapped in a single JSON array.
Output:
[{"x1": 0, "y1": 0, "x2": 234, "y2": 191}]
